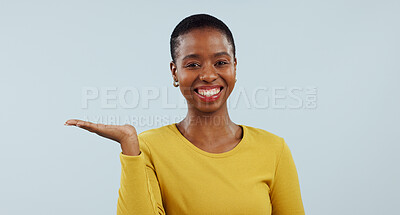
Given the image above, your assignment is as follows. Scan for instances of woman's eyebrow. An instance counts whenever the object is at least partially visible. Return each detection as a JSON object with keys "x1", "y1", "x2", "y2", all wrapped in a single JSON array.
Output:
[
  {"x1": 182, "y1": 54, "x2": 200, "y2": 61},
  {"x1": 182, "y1": 52, "x2": 231, "y2": 61},
  {"x1": 214, "y1": 51, "x2": 231, "y2": 58}
]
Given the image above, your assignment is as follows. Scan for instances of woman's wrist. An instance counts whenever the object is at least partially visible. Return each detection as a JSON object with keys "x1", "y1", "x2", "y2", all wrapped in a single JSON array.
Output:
[{"x1": 120, "y1": 141, "x2": 141, "y2": 156}]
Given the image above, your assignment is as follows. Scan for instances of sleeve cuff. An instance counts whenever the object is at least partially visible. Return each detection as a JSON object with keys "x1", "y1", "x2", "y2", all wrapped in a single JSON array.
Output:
[{"x1": 119, "y1": 151, "x2": 143, "y2": 159}]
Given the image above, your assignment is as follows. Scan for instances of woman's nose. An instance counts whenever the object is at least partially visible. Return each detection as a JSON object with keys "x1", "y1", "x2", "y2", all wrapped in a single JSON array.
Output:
[{"x1": 199, "y1": 66, "x2": 218, "y2": 82}]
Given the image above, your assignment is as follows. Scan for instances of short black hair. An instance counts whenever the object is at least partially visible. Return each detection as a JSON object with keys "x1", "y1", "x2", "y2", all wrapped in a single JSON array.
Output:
[{"x1": 170, "y1": 14, "x2": 236, "y2": 63}]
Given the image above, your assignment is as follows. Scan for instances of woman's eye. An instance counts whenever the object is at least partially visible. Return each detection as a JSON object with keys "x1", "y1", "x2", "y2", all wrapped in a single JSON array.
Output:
[
  {"x1": 216, "y1": 61, "x2": 228, "y2": 66},
  {"x1": 185, "y1": 63, "x2": 200, "y2": 68}
]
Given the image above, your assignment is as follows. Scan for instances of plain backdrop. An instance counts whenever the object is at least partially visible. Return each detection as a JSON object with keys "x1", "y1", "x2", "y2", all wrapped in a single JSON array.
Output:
[{"x1": 1, "y1": 0, "x2": 399, "y2": 214}]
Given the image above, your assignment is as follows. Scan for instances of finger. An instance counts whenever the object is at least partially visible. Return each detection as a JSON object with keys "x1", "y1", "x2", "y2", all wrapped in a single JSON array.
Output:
[
  {"x1": 65, "y1": 119, "x2": 98, "y2": 132},
  {"x1": 77, "y1": 121, "x2": 119, "y2": 134},
  {"x1": 75, "y1": 121, "x2": 99, "y2": 132},
  {"x1": 64, "y1": 119, "x2": 87, "y2": 126}
]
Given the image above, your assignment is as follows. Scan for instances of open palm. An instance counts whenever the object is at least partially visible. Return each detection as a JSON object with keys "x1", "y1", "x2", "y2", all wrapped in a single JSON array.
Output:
[{"x1": 64, "y1": 119, "x2": 140, "y2": 155}]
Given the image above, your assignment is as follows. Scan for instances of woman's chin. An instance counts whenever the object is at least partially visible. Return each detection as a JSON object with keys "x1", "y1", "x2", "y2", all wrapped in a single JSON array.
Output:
[{"x1": 194, "y1": 100, "x2": 226, "y2": 113}]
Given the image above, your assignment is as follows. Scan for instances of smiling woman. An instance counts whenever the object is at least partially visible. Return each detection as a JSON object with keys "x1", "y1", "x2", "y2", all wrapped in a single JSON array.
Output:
[{"x1": 65, "y1": 13, "x2": 305, "y2": 215}]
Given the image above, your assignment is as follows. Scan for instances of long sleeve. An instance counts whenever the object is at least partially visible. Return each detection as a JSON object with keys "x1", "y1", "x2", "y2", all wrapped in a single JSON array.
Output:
[
  {"x1": 270, "y1": 138, "x2": 305, "y2": 215},
  {"x1": 117, "y1": 136, "x2": 165, "y2": 215}
]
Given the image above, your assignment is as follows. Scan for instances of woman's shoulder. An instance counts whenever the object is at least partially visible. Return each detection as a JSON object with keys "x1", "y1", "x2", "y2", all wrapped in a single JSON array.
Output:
[
  {"x1": 137, "y1": 123, "x2": 174, "y2": 140},
  {"x1": 242, "y1": 124, "x2": 285, "y2": 147}
]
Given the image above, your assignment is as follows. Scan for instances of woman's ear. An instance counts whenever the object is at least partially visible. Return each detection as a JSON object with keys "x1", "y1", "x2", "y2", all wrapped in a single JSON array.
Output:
[
  {"x1": 234, "y1": 57, "x2": 237, "y2": 75},
  {"x1": 170, "y1": 61, "x2": 178, "y2": 80}
]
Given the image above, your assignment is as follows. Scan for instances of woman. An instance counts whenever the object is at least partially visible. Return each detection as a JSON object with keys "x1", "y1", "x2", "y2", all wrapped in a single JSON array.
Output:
[{"x1": 65, "y1": 14, "x2": 305, "y2": 215}]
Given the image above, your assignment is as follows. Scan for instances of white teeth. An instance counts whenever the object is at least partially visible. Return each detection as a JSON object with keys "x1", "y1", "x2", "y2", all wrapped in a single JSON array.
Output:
[{"x1": 197, "y1": 88, "x2": 221, "y2": 97}]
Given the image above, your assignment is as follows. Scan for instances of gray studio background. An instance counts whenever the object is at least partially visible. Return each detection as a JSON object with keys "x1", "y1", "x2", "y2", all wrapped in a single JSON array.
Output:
[{"x1": 1, "y1": 0, "x2": 399, "y2": 214}]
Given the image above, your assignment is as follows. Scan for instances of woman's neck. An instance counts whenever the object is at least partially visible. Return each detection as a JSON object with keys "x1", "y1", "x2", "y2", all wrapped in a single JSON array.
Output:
[{"x1": 176, "y1": 105, "x2": 240, "y2": 146}]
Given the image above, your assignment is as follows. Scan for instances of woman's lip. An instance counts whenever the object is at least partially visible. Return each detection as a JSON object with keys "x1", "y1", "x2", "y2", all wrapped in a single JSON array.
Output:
[
  {"x1": 194, "y1": 87, "x2": 223, "y2": 102},
  {"x1": 194, "y1": 85, "x2": 223, "y2": 90}
]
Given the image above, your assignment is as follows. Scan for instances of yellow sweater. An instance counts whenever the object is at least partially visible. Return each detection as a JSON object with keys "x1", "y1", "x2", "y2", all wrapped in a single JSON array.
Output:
[{"x1": 117, "y1": 123, "x2": 304, "y2": 215}]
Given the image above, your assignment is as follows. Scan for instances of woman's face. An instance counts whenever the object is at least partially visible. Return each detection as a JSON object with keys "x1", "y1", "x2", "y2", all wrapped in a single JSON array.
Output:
[{"x1": 170, "y1": 27, "x2": 237, "y2": 113}]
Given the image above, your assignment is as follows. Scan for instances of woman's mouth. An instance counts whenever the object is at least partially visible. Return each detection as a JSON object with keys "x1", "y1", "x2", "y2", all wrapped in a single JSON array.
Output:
[{"x1": 194, "y1": 86, "x2": 223, "y2": 102}]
